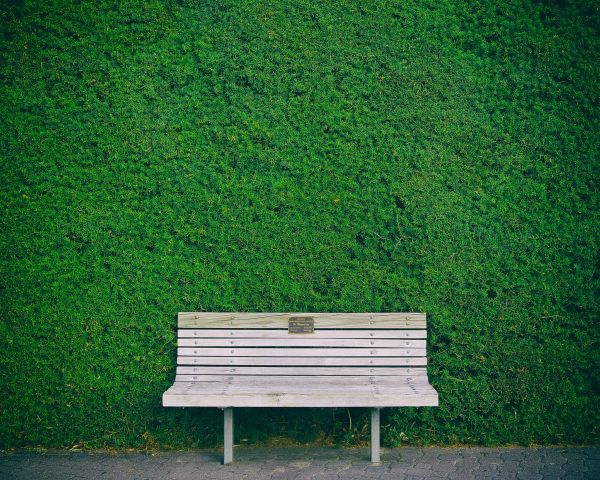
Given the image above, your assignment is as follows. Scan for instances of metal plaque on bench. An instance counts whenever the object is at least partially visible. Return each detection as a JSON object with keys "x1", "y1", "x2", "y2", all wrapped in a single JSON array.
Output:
[{"x1": 288, "y1": 316, "x2": 314, "y2": 334}]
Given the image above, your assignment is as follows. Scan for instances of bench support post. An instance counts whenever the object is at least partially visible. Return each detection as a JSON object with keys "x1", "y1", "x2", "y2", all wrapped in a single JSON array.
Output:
[
  {"x1": 370, "y1": 408, "x2": 380, "y2": 463},
  {"x1": 223, "y1": 407, "x2": 233, "y2": 465}
]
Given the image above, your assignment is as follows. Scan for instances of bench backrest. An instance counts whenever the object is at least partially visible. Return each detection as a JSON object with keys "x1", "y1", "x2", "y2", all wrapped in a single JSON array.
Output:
[{"x1": 176, "y1": 312, "x2": 429, "y2": 380}]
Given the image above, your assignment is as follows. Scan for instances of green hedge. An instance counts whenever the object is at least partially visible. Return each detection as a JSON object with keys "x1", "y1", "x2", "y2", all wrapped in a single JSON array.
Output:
[{"x1": 1, "y1": 0, "x2": 598, "y2": 449}]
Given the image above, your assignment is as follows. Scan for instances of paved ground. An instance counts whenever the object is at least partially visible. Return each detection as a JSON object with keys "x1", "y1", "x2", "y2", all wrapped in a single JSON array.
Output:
[{"x1": 1, "y1": 447, "x2": 598, "y2": 479}]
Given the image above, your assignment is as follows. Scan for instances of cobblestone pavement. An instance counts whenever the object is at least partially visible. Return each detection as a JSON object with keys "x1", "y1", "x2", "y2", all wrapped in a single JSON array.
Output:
[{"x1": 1, "y1": 447, "x2": 598, "y2": 480}]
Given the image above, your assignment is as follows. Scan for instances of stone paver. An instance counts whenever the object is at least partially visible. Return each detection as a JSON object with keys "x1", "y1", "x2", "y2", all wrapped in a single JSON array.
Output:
[{"x1": 0, "y1": 447, "x2": 598, "y2": 480}]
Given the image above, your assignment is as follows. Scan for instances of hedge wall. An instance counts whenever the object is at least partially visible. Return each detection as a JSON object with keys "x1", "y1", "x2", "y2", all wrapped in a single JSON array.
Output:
[{"x1": 1, "y1": 0, "x2": 598, "y2": 449}]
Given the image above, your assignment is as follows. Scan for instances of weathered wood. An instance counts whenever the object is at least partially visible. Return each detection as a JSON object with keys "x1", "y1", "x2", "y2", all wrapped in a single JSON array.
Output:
[
  {"x1": 169, "y1": 387, "x2": 431, "y2": 397},
  {"x1": 174, "y1": 375, "x2": 431, "y2": 384},
  {"x1": 177, "y1": 356, "x2": 428, "y2": 366},
  {"x1": 166, "y1": 382, "x2": 436, "y2": 393},
  {"x1": 177, "y1": 347, "x2": 426, "y2": 357},
  {"x1": 178, "y1": 338, "x2": 426, "y2": 348},
  {"x1": 176, "y1": 366, "x2": 428, "y2": 376},
  {"x1": 162, "y1": 391, "x2": 439, "y2": 408},
  {"x1": 164, "y1": 311, "x2": 438, "y2": 463},
  {"x1": 179, "y1": 312, "x2": 425, "y2": 329},
  {"x1": 165, "y1": 378, "x2": 436, "y2": 394},
  {"x1": 178, "y1": 329, "x2": 427, "y2": 339}
]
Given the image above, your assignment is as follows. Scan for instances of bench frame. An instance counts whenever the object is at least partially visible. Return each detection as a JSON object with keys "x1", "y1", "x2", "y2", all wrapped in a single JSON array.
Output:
[
  {"x1": 163, "y1": 312, "x2": 438, "y2": 464},
  {"x1": 219, "y1": 406, "x2": 383, "y2": 464}
]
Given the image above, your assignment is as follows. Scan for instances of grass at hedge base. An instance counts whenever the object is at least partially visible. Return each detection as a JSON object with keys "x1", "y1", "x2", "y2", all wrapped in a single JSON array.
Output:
[{"x1": 0, "y1": 0, "x2": 598, "y2": 449}]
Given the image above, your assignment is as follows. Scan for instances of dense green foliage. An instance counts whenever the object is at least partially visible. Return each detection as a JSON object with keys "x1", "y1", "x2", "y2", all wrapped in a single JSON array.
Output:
[{"x1": 1, "y1": 0, "x2": 599, "y2": 449}]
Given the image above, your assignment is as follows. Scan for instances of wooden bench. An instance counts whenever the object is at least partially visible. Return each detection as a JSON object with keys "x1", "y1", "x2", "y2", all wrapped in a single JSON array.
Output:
[{"x1": 163, "y1": 312, "x2": 438, "y2": 464}]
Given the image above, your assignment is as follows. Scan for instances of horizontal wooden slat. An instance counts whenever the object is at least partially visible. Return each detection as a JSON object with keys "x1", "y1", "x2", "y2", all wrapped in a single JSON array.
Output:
[
  {"x1": 178, "y1": 338, "x2": 426, "y2": 348},
  {"x1": 178, "y1": 312, "x2": 425, "y2": 329},
  {"x1": 170, "y1": 384, "x2": 430, "y2": 394},
  {"x1": 177, "y1": 356, "x2": 427, "y2": 366},
  {"x1": 163, "y1": 380, "x2": 439, "y2": 407},
  {"x1": 177, "y1": 347, "x2": 426, "y2": 357},
  {"x1": 176, "y1": 366, "x2": 428, "y2": 376},
  {"x1": 166, "y1": 378, "x2": 437, "y2": 393},
  {"x1": 178, "y1": 329, "x2": 427, "y2": 339},
  {"x1": 175, "y1": 374, "x2": 431, "y2": 383},
  {"x1": 163, "y1": 392, "x2": 438, "y2": 407}
]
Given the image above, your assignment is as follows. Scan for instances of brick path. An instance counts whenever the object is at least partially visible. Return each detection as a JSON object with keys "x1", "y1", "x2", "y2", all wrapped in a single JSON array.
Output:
[{"x1": 1, "y1": 446, "x2": 598, "y2": 479}]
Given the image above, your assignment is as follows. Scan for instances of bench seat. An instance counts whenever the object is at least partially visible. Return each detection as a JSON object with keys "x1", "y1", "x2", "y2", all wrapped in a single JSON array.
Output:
[
  {"x1": 163, "y1": 312, "x2": 438, "y2": 464},
  {"x1": 163, "y1": 375, "x2": 438, "y2": 407}
]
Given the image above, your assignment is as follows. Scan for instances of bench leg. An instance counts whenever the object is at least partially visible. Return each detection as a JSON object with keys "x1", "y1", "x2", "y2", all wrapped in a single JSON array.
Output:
[
  {"x1": 370, "y1": 408, "x2": 381, "y2": 464},
  {"x1": 223, "y1": 407, "x2": 233, "y2": 465}
]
